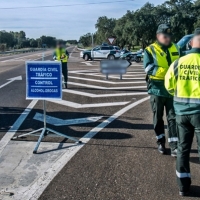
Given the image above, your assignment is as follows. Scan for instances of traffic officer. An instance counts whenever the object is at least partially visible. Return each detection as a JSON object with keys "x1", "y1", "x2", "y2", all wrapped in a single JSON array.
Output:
[
  {"x1": 53, "y1": 40, "x2": 69, "y2": 88},
  {"x1": 165, "y1": 28, "x2": 200, "y2": 196},
  {"x1": 143, "y1": 24, "x2": 181, "y2": 156}
]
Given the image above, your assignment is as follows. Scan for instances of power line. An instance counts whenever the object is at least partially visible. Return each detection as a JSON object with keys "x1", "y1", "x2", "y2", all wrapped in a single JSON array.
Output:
[{"x1": 0, "y1": 0, "x2": 134, "y2": 10}]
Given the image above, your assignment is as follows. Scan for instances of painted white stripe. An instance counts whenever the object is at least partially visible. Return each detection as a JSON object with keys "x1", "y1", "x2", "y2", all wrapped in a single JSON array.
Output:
[
  {"x1": 156, "y1": 134, "x2": 165, "y2": 140},
  {"x1": 68, "y1": 76, "x2": 145, "y2": 84},
  {"x1": 168, "y1": 137, "x2": 178, "y2": 142},
  {"x1": 48, "y1": 99, "x2": 130, "y2": 108},
  {"x1": 34, "y1": 113, "x2": 103, "y2": 126},
  {"x1": 19, "y1": 96, "x2": 150, "y2": 200},
  {"x1": 176, "y1": 170, "x2": 191, "y2": 178},
  {"x1": 0, "y1": 100, "x2": 38, "y2": 156},
  {"x1": 68, "y1": 82, "x2": 146, "y2": 90},
  {"x1": 0, "y1": 76, "x2": 22, "y2": 89},
  {"x1": 109, "y1": 77, "x2": 144, "y2": 80},
  {"x1": 71, "y1": 72, "x2": 145, "y2": 78},
  {"x1": 69, "y1": 69, "x2": 98, "y2": 73},
  {"x1": 81, "y1": 62, "x2": 92, "y2": 66},
  {"x1": 63, "y1": 89, "x2": 147, "y2": 97}
]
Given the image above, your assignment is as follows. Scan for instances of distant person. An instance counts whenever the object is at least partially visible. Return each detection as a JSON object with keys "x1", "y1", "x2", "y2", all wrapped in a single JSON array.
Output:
[
  {"x1": 165, "y1": 28, "x2": 200, "y2": 196},
  {"x1": 53, "y1": 41, "x2": 69, "y2": 88},
  {"x1": 143, "y1": 24, "x2": 181, "y2": 156}
]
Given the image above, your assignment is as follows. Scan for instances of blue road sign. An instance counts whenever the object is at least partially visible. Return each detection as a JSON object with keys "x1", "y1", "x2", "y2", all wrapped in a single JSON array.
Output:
[{"x1": 26, "y1": 61, "x2": 62, "y2": 100}]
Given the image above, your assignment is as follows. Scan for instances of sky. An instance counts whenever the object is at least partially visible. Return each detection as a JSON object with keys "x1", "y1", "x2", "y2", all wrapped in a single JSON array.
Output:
[{"x1": 0, "y1": 0, "x2": 165, "y2": 40}]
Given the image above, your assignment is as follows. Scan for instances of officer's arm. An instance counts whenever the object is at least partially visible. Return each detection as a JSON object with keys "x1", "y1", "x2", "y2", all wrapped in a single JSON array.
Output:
[
  {"x1": 143, "y1": 49, "x2": 155, "y2": 75},
  {"x1": 66, "y1": 50, "x2": 69, "y2": 57},
  {"x1": 165, "y1": 61, "x2": 177, "y2": 96}
]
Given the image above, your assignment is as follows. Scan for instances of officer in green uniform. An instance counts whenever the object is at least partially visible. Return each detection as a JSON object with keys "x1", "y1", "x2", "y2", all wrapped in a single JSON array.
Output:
[
  {"x1": 53, "y1": 41, "x2": 69, "y2": 88},
  {"x1": 143, "y1": 24, "x2": 181, "y2": 156},
  {"x1": 165, "y1": 28, "x2": 200, "y2": 196}
]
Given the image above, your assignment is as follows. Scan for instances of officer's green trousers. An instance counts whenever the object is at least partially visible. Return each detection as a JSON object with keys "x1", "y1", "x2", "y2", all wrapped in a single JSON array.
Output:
[
  {"x1": 62, "y1": 62, "x2": 68, "y2": 87},
  {"x1": 150, "y1": 95, "x2": 177, "y2": 150},
  {"x1": 176, "y1": 114, "x2": 200, "y2": 191}
]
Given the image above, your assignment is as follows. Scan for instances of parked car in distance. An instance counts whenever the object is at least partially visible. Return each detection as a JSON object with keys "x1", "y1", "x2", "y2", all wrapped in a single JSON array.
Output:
[
  {"x1": 177, "y1": 34, "x2": 193, "y2": 54},
  {"x1": 80, "y1": 45, "x2": 121, "y2": 61}
]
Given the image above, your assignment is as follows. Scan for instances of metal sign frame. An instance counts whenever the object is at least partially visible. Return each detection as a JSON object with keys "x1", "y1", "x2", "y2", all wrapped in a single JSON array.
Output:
[{"x1": 12, "y1": 57, "x2": 81, "y2": 154}]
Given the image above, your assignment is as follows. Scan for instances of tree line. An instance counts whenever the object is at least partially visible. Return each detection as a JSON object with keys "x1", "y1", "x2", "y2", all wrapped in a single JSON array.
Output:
[
  {"x1": 79, "y1": 0, "x2": 200, "y2": 49},
  {"x1": 0, "y1": 30, "x2": 78, "y2": 51}
]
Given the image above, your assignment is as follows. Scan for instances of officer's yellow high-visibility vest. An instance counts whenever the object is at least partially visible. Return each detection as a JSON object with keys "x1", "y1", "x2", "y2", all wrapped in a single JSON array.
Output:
[
  {"x1": 55, "y1": 48, "x2": 68, "y2": 63},
  {"x1": 165, "y1": 53, "x2": 200, "y2": 103},
  {"x1": 146, "y1": 42, "x2": 179, "y2": 80}
]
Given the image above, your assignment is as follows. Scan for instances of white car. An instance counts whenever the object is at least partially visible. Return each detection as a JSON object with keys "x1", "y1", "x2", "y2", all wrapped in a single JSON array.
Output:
[{"x1": 80, "y1": 45, "x2": 121, "y2": 61}]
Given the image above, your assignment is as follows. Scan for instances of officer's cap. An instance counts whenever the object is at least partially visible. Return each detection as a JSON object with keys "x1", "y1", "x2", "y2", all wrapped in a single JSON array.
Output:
[
  {"x1": 156, "y1": 24, "x2": 172, "y2": 36},
  {"x1": 194, "y1": 28, "x2": 200, "y2": 36}
]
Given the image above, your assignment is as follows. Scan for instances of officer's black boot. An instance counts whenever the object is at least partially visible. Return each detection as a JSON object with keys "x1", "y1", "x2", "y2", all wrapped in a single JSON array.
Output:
[
  {"x1": 158, "y1": 143, "x2": 166, "y2": 154},
  {"x1": 179, "y1": 189, "x2": 190, "y2": 196}
]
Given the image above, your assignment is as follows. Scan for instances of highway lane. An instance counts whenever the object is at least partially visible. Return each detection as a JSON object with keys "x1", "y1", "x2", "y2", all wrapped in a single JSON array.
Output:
[
  {"x1": 0, "y1": 46, "x2": 75, "y2": 140},
  {"x1": 0, "y1": 47, "x2": 200, "y2": 200}
]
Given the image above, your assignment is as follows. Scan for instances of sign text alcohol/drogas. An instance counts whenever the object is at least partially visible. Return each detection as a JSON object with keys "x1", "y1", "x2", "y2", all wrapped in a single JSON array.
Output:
[{"x1": 26, "y1": 61, "x2": 62, "y2": 100}]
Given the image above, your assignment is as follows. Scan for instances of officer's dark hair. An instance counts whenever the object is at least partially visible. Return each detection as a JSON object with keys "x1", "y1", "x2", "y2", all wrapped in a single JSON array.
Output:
[{"x1": 57, "y1": 40, "x2": 63, "y2": 46}]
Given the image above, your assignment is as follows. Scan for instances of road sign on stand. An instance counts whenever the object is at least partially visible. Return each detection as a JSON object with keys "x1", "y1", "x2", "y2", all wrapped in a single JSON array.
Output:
[
  {"x1": 100, "y1": 60, "x2": 131, "y2": 80},
  {"x1": 107, "y1": 37, "x2": 116, "y2": 45},
  {"x1": 26, "y1": 61, "x2": 62, "y2": 100},
  {"x1": 12, "y1": 61, "x2": 81, "y2": 154}
]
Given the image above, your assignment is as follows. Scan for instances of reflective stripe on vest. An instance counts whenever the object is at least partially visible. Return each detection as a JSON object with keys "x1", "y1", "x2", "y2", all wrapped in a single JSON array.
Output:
[
  {"x1": 173, "y1": 53, "x2": 200, "y2": 103},
  {"x1": 146, "y1": 43, "x2": 179, "y2": 80},
  {"x1": 56, "y1": 48, "x2": 68, "y2": 62}
]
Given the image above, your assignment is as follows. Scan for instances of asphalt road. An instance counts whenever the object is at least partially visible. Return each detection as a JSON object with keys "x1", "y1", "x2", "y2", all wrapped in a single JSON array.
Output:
[{"x1": 0, "y1": 47, "x2": 200, "y2": 200}]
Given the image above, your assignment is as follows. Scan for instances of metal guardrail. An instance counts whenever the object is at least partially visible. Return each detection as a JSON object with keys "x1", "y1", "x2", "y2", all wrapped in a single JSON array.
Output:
[{"x1": 0, "y1": 48, "x2": 44, "y2": 55}]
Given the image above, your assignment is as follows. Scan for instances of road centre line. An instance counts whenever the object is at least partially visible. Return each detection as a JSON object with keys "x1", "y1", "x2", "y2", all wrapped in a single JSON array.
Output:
[
  {"x1": 63, "y1": 89, "x2": 147, "y2": 97},
  {"x1": 48, "y1": 99, "x2": 130, "y2": 108},
  {"x1": 0, "y1": 100, "x2": 38, "y2": 156},
  {"x1": 19, "y1": 96, "x2": 150, "y2": 200},
  {"x1": 68, "y1": 81, "x2": 146, "y2": 89},
  {"x1": 68, "y1": 76, "x2": 146, "y2": 84}
]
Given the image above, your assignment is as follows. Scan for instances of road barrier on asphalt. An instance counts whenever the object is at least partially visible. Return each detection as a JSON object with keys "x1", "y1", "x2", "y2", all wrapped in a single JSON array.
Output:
[
  {"x1": 12, "y1": 59, "x2": 81, "y2": 153},
  {"x1": 100, "y1": 60, "x2": 131, "y2": 80}
]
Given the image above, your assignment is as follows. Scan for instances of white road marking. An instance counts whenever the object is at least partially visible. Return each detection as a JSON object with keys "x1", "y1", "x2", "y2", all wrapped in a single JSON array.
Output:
[
  {"x1": 109, "y1": 77, "x2": 145, "y2": 80},
  {"x1": 68, "y1": 81, "x2": 146, "y2": 89},
  {"x1": 48, "y1": 99, "x2": 130, "y2": 108},
  {"x1": 0, "y1": 100, "x2": 38, "y2": 156},
  {"x1": 70, "y1": 72, "x2": 145, "y2": 78},
  {"x1": 34, "y1": 113, "x2": 103, "y2": 126},
  {"x1": 0, "y1": 76, "x2": 22, "y2": 89},
  {"x1": 69, "y1": 69, "x2": 98, "y2": 73},
  {"x1": 63, "y1": 89, "x2": 147, "y2": 97},
  {"x1": 20, "y1": 96, "x2": 150, "y2": 200},
  {"x1": 68, "y1": 76, "x2": 145, "y2": 84},
  {"x1": 81, "y1": 62, "x2": 92, "y2": 66}
]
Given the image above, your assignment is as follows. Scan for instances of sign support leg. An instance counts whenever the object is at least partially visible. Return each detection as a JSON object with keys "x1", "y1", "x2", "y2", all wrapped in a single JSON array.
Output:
[{"x1": 13, "y1": 100, "x2": 81, "y2": 154}]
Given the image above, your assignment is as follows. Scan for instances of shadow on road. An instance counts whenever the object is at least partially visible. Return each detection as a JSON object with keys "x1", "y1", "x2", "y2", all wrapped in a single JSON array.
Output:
[{"x1": 190, "y1": 185, "x2": 200, "y2": 197}]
